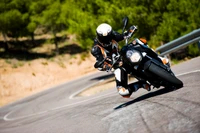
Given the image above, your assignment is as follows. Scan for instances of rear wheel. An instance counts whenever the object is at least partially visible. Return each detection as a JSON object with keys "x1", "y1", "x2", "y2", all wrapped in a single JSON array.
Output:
[{"x1": 148, "y1": 62, "x2": 183, "y2": 88}]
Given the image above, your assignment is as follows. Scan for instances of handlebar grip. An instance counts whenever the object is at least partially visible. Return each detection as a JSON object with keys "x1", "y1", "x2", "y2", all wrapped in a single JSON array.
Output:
[
  {"x1": 127, "y1": 31, "x2": 134, "y2": 38},
  {"x1": 129, "y1": 25, "x2": 137, "y2": 32},
  {"x1": 127, "y1": 25, "x2": 137, "y2": 38}
]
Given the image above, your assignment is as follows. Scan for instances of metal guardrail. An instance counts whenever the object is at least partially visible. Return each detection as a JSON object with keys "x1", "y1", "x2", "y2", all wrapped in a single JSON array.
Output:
[{"x1": 156, "y1": 28, "x2": 200, "y2": 56}]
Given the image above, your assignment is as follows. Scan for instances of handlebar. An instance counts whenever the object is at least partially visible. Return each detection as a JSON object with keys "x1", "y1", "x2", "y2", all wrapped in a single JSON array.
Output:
[{"x1": 125, "y1": 25, "x2": 137, "y2": 45}]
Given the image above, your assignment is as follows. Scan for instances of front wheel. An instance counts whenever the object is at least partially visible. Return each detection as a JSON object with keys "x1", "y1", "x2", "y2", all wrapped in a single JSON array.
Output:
[{"x1": 148, "y1": 62, "x2": 183, "y2": 88}]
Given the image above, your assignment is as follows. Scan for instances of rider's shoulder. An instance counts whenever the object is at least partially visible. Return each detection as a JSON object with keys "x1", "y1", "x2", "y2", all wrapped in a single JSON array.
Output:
[
  {"x1": 93, "y1": 38, "x2": 101, "y2": 46},
  {"x1": 91, "y1": 39, "x2": 102, "y2": 55},
  {"x1": 91, "y1": 45, "x2": 101, "y2": 56},
  {"x1": 112, "y1": 30, "x2": 121, "y2": 36},
  {"x1": 94, "y1": 38, "x2": 98, "y2": 43}
]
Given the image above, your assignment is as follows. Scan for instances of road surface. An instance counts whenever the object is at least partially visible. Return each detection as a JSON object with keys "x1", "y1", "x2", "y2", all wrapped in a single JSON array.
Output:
[{"x1": 0, "y1": 57, "x2": 200, "y2": 133}]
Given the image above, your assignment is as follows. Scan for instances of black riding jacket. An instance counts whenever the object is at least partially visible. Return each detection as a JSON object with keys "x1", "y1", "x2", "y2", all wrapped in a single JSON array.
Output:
[{"x1": 91, "y1": 31, "x2": 125, "y2": 71}]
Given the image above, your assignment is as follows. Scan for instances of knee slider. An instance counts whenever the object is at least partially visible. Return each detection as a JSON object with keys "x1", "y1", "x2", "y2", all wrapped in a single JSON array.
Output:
[{"x1": 117, "y1": 86, "x2": 131, "y2": 98}]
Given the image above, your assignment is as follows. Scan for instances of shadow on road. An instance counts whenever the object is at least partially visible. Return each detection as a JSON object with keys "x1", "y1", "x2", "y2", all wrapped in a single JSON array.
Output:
[
  {"x1": 114, "y1": 87, "x2": 181, "y2": 110},
  {"x1": 90, "y1": 73, "x2": 114, "y2": 81}
]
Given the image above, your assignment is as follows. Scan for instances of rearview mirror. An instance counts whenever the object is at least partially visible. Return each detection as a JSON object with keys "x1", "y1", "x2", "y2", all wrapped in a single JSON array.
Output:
[{"x1": 122, "y1": 16, "x2": 129, "y2": 33}]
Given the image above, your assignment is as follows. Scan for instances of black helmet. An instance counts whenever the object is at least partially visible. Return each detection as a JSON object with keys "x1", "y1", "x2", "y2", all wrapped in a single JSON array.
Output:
[{"x1": 96, "y1": 23, "x2": 113, "y2": 47}]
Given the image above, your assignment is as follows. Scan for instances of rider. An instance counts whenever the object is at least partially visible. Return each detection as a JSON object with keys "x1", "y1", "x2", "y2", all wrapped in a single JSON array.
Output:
[{"x1": 91, "y1": 23, "x2": 168, "y2": 98}]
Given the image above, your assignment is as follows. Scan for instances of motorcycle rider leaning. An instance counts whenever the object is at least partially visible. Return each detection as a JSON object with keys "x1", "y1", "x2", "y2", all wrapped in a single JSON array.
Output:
[{"x1": 91, "y1": 23, "x2": 168, "y2": 98}]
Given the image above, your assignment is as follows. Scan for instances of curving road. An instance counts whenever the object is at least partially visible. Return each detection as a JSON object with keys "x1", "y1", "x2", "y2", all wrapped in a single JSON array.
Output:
[{"x1": 0, "y1": 57, "x2": 200, "y2": 133}]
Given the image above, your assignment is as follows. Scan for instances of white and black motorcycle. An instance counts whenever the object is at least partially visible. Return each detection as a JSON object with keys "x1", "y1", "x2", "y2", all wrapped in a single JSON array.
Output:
[{"x1": 101, "y1": 17, "x2": 183, "y2": 89}]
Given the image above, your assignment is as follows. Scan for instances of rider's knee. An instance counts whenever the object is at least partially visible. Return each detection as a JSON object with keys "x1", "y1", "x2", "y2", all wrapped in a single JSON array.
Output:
[{"x1": 117, "y1": 86, "x2": 131, "y2": 98}]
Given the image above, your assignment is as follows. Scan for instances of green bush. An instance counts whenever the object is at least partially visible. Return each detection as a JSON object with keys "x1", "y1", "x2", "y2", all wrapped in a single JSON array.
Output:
[
  {"x1": 188, "y1": 43, "x2": 200, "y2": 57},
  {"x1": 0, "y1": 0, "x2": 199, "y2": 58}
]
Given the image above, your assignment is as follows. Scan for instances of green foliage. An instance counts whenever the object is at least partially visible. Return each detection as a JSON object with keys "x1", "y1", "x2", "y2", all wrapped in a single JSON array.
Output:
[
  {"x1": 0, "y1": 0, "x2": 32, "y2": 38},
  {"x1": 0, "y1": 0, "x2": 199, "y2": 58},
  {"x1": 188, "y1": 43, "x2": 200, "y2": 57}
]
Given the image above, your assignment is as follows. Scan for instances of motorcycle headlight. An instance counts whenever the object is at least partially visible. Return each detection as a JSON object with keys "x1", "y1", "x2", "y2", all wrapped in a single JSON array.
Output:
[{"x1": 126, "y1": 50, "x2": 142, "y2": 63}]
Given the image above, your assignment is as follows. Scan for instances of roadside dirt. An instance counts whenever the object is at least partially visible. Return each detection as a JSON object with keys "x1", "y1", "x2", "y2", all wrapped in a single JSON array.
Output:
[{"x1": 0, "y1": 54, "x2": 97, "y2": 107}]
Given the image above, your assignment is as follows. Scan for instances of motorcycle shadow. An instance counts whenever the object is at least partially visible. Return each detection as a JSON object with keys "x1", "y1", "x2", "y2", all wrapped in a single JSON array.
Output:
[{"x1": 114, "y1": 87, "x2": 181, "y2": 110}]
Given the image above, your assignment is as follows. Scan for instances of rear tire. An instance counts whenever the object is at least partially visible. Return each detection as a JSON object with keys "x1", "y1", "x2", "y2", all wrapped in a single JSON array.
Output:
[{"x1": 148, "y1": 62, "x2": 183, "y2": 88}]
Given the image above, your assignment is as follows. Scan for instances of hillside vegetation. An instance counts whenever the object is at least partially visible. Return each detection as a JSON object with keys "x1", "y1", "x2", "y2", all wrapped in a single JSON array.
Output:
[{"x1": 0, "y1": 0, "x2": 200, "y2": 58}]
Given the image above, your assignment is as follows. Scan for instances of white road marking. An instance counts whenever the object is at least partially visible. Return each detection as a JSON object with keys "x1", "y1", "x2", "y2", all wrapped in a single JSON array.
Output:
[
  {"x1": 3, "y1": 70, "x2": 200, "y2": 121},
  {"x1": 3, "y1": 91, "x2": 117, "y2": 121},
  {"x1": 176, "y1": 70, "x2": 200, "y2": 76},
  {"x1": 69, "y1": 79, "x2": 105, "y2": 99}
]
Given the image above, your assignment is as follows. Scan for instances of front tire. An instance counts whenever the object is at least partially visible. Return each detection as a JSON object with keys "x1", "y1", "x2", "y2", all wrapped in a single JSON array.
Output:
[{"x1": 148, "y1": 62, "x2": 183, "y2": 88}]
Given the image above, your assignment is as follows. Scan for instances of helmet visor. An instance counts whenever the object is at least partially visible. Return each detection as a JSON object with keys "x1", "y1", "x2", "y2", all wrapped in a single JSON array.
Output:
[{"x1": 97, "y1": 35, "x2": 112, "y2": 45}]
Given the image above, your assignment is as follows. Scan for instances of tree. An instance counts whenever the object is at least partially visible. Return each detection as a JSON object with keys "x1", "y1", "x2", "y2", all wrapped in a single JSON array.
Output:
[
  {"x1": 0, "y1": 0, "x2": 34, "y2": 51},
  {"x1": 0, "y1": 0, "x2": 199, "y2": 58},
  {"x1": 156, "y1": 0, "x2": 200, "y2": 44},
  {"x1": 61, "y1": 0, "x2": 97, "y2": 50},
  {"x1": 0, "y1": 9, "x2": 24, "y2": 50},
  {"x1": 40, "y1": 0, "x2": 64, "y2": 55}
]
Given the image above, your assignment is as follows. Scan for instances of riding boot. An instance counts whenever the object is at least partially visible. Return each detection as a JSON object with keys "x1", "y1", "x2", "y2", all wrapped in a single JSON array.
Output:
[{"x1": 128, "y1": 80, "x2": 151, "y2": 92}]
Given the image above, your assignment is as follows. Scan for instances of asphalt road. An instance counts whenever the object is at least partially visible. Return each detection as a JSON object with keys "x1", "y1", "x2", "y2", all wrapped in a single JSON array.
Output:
[{"x1": 0, "y1": 57, "x2": 200, "y2": 133}]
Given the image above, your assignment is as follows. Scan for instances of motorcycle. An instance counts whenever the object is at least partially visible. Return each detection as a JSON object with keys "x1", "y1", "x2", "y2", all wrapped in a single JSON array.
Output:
[{"x1": 98, "y1": 17, "x2": 183, "y2": 89}]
